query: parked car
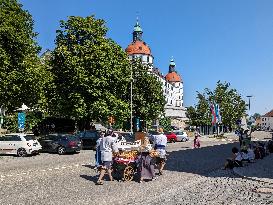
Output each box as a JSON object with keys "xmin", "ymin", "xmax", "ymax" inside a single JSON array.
[
  {"xmin": 173, "ymin": 130, "xmax": 189, "ymax": 142},
  {"xmin": 164, "ymin": 132, "xmax": 178, "ymax": 143},
  {"xmin": 77, "ymin": 130, "xmax": 99, "ymax": 150},
  {"xmin": 0, "ymin": 133, "xmax": 42, "ymax": 157},
  {"xmin": 38, "ymin": 134, "xmax": 81, "ymax": 154},
  {"xmin": 116, "ymin": 132, "xmax": 134, "ymax": 142}
]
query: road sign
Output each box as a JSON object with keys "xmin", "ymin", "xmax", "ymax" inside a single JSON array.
[{"xmin": 18, "ymin": 112, "xmax": 26, "ymax": 129}]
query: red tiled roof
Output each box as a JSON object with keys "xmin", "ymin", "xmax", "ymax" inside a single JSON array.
[
  {"xmin": 125, "ymin": 40, "xmax": 151, "ymax": 55},
  {"xmin": 263, "ymin": 109, "xmax": 273, "ymax": 117}
]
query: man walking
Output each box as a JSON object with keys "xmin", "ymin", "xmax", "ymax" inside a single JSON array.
[{"xmin": 96, "ymin": 129, "xmax": 117, "ymax": 185}]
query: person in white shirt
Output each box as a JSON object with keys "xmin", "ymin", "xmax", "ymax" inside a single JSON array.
[
  {"xmin": 224, "ymin": 147, "xmax": 243, "ymax": 169},
  {"xmin": 96, "ymin": 129, "xmax": 118, "ymax": 185},
  {"xmin": 153, "ymin": 129, "xmax": 167, "ymax": 175}
]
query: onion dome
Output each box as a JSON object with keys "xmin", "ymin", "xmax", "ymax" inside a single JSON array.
[
  {"xmin": 125, "ymin": 40, "xmax": 151, "ymax": 55},
  {"xmin": 165, "ymin": 58, "xmax": 182, "ymax": 82}
]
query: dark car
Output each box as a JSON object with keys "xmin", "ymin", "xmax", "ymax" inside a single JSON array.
[
  {"xmin": 77, "ymin": 130, "xmax": 99, "ymax": 150},
  {"xmin": 39, "ymin": 134, "xmax": 81, "ymax": 155}
]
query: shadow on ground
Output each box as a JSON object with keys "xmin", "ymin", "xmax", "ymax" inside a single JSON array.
[
  {"xmin": 165, "ymin": 141, "xmax": 273, "ymax": 180},
  {"xmin": 80, "ymin": 174, "xmax": 98, "ymax": 184}
]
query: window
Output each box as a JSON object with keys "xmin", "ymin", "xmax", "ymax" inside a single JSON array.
[
  {"xmin": 4, "ymin": 135, "xmax": 21, "ymax": 141},
  {"xmin": 171, "ymin": 100, "xmax": 172, "ymax": 104},
  {"xmin": 24, "ymin": 135, "xmax": 35, "ymax": 141}
]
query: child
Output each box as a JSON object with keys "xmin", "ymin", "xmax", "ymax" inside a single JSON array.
[{"xmin": 193, "ymin": 132, "xmax": 201, "ymax": 148}]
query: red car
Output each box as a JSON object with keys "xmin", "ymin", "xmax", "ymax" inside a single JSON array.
[{"xmin": 164, "ymin": 132, "xmax": 177, "ymax": 143}]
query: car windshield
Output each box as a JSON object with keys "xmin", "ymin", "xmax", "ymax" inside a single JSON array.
[
  {"xmin": 175, "ymin": 132, "xmax": 184, "ymax": 135},
  {"xmin": 60, "ymin": 135, "xmax": 78, "ymax": 141},
  {"xmin": 24, "ymin": 135, "xmax": 35, "ymax": 141},
  {"xmin": 83, "ymin": 131, "xmax": 98, "ymax": 138}
]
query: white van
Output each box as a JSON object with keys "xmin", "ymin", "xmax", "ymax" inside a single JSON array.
[{"xmin": 0, "ymin": 133, "xmax": 42, "ymax": 157}]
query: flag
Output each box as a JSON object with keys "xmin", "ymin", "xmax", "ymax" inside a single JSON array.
[
  {"xmin": 214, "ymin": 103, "xmax": 222, "ymax": 124},
  {"xmin": 210, "ymin": 103, "xmax": 216, "ymax": 125}
]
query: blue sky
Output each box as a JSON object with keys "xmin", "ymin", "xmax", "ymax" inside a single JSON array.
[{"xmin": 19, "ymin": 0, "xmax": 273, "ymax": 115}]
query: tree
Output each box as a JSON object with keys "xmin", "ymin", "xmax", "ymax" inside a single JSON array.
[
  {"xmin": 0, "ymin": 0, "xmax": 47, "ymax": 112},
  {"xmin": 206, "ymin": 81, "xmax": 247, "ymax": 128},
  {"xmin": 131, "ymin": 60, "xmax": 165, "ymax": 122},
  {"xmin": 159, "ymin": 117, "xmax": 172, "ymax": 132},
  {"xmin": 48, "ymin": 16, "xmax": 131, "ymax": 124},
  {"xmin": 187, "ymin": 81, "xmax": 247, "ymax": 130},
  {"xmin": 0, "ymin": 0, "xmax": 50, "ymax": 132},
  {"xmin": 252, "ymin": 113, "xmax": 261, "ymax": 120}
]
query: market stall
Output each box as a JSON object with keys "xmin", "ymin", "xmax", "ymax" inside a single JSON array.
[{"xmin": 112, "ymin": 133, "xmax": 158, "ymax": 182}]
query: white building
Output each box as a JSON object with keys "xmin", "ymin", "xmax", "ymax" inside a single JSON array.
[
  {"xmin": 125, "ymin": 20, "xmax": 187, "ymax": 126},
  {"xmin": 261, "ymin": 109, "xmax": 273, "ymax": 131}
]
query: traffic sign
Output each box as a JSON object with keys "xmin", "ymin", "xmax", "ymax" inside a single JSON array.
[{"xmin": 18, "ymin": 112, "xmax": 26, "ymax": 129}]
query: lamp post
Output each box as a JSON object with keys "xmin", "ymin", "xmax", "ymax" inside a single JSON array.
[
  {"xmin": 130, "ymin": 64, "xmax": 133, "ymax": 133},
  {"xmin": 246, "ymin": 95, "xmax": 253, "ymax": 113},
  {"xmin": 0, "ymin": 105, "xmax": 6, "ymax": 131},
  {"xmin": 246, "ymin": 95, "xmax": 253, "ymax": 129}
]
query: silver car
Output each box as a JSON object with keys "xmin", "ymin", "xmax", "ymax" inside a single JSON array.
[{"xmin": 173, "ymin": 130, "xmax": 189, "ymax": 142}]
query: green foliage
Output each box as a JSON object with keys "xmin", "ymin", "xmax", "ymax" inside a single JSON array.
[
  {"xmin": 159, "ymin": 117, "xmax": 172, "ymax": 132},
  {"xmin": 187, "ymin": 81, "xmax": 247, "ymax": 128},
  {"xmin": 252, "ymin": 113, "xmax": 261, "ymax": 120},
  {"xmin": 0, "ymin": 0, "xmax": 47, "ymax": 113},
  {"xmin": 48, "ymin": 15, "xmax": 131, "ymax": 123},
  {"xmin": 131, "ymin": 60, "xmax": 165, "ymax": 121},
  {"xmin": 3, "ymin": 114, "xmax": 17, "ymax": 132}
]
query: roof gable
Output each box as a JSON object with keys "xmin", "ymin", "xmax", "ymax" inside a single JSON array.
[{"xmin": 263, "ymin": 109, "xmax": 273, "ymax": 117}]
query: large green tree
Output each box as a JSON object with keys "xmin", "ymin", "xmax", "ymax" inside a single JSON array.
[
  {"xmin": 187, "ymin": 81, "xmax": 247, "ymax": 129},
  {"xmin": 131, "ymin": 60, "xmax": 165, "ymax": 121},
  {"xmin": 0, "ymin": 0, "xmax": 46, "ymax": 112},
  {"xmin": 48, "ymin": 16, "xmax": 131, "ymax": 123}
]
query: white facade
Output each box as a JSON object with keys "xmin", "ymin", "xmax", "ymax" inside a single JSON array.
[
  {"xmin": 126, "ymin": 21, "xmax": 187, "ymax": 121},
  {"xmin": 261, "ymin": 116, "xmax": 273, "ymax": 131}
]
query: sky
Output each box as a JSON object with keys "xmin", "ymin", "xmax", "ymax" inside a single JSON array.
[{"xmin": 19, "ymin": 0, "xmax": 273, "ymax": 115}]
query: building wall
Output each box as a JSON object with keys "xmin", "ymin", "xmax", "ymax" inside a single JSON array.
[
  {"xmin": 127, "ymin": 53, "xmax": 185, "ymax": 119},
  {"xmin": 261, "ymin": 117, "xmax": 273, "ymax": 131}
]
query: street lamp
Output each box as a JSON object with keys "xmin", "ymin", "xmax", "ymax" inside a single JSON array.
[
  {"xmin": 246, "ymin": 95, "xmax": 253, "ymax": 112},
  {"xmin": 130, "ymin": 64, "xmax": 133, "ymax": 133},
  {"xmin": 0, "ymin": 105, "xmax": 6, "ymax": 131}
]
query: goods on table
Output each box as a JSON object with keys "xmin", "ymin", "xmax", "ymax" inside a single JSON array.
[{"xmin": 149, "ymin": 150, "xmax": 159, "ymax": 158}]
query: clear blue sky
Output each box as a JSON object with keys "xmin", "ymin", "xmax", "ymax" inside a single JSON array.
[{"xmin": 19, "ymin": 0, "xmax": 273, "ymax": 115}]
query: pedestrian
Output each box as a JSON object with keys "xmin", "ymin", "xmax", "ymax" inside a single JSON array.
[
  {"xmin": 153, "ymin": 128, "xmax": 167, "ymax": 175},
  {"xmin": 223, "ymin": 147, "xmax": 243, "ymax": 169},
  {"xmin": 137, "ymin": 136, "xmax": 156, "ymax": 183},
  {"xmin": 94, "ymin": 131, "xmax": 104, "ymax": 170},
  {"xmin": 193, "ymin": 132, "xmax": 201, "ymax": 148},
  {"xmin": 96, "ymin": 129, "xmax": 118, "ymax": 185},
  {"xmin": 237, "ymin": 128, "xmax": 244, "ymax": 147}
]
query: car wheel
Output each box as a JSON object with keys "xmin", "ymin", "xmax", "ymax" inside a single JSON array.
[
  {"xmin": 57, "ymin": 146, "xmax": 66, "ymax": 155},
  {"xmin": 17, "ymin": 148, "xmax": 27, "ymax": 157},
  {"xmin": 171, "ymin": 139, "xmax": 176, "ymax": 143},
  {"xmin": 182, "ymin": 138, "xmax": 187, "ymax": 142}
]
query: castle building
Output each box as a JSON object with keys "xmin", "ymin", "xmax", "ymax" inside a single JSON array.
[{"xmin": 125, "ymin": 20, "xmax": 187, "ymax": 127}]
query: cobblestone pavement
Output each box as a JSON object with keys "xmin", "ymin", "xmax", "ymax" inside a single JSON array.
[{"xmin": 0, "ymin": 132, "xmax": 272, "ymax": 205}]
